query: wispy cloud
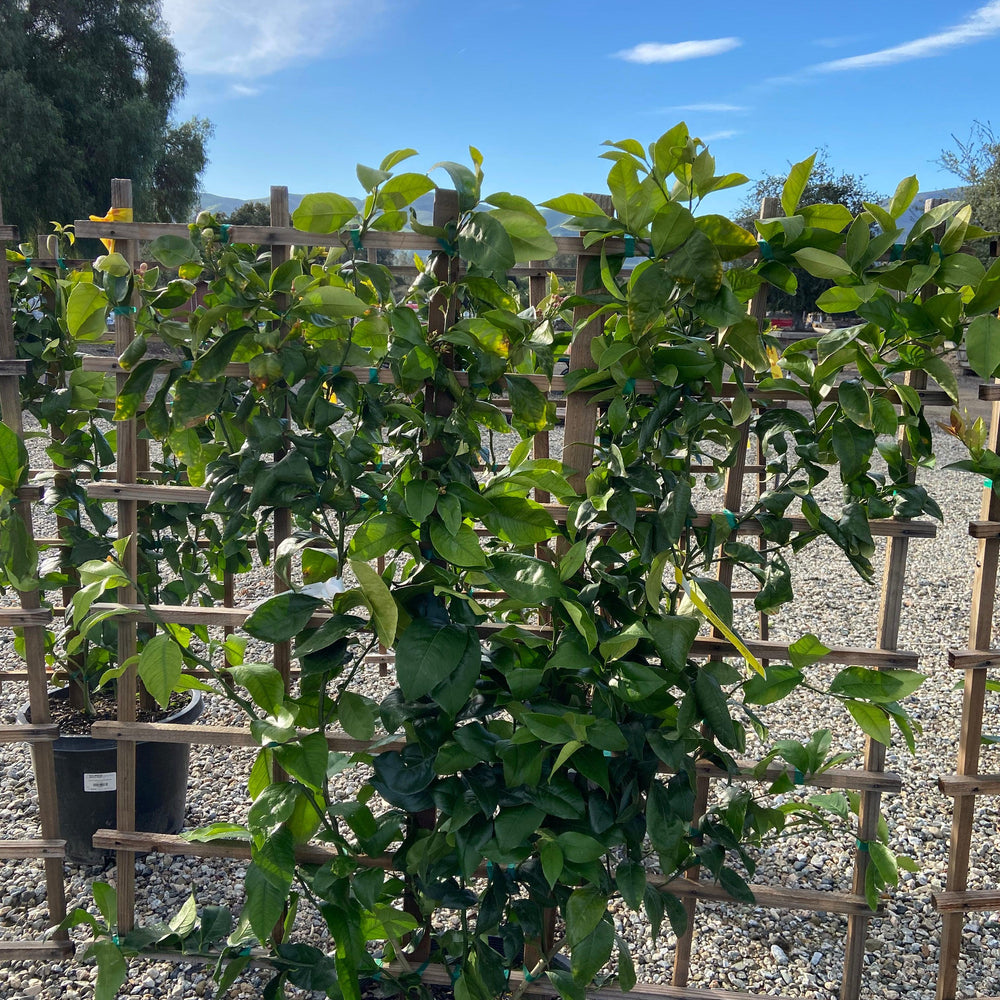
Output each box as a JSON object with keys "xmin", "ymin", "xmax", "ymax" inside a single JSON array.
[
  {"xmin": 666, "ymin": 103, "xmax": 748, "ymax": 113},
  {"xmin": 229, "ymin": 83, "xmax": 261, "ymax": 98},
  {"xmin": 161, "ymin": 0, "xmax": 385, "ymax": 77},
  {"xmin": 701, "ymin": 129, "xmax": 742, "ymax": 142},
  {"xmin": 615, "ymin": 38, "xmax": 741, "ymax": 64},
  {"xmin": 813, "ymin": 0, "xmax": 1000, "ymax": 71}
]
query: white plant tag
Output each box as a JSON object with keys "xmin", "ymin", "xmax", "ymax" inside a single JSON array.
[{"xmin": 83, "ymin": 772, "xmax": 116, "ymax": 792}]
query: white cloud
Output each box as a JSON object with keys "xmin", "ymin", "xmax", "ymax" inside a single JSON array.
[
  {"xmin": 615, "ymin": 38, "xmax": 741, "ymax": 64},
  {"xmin": 700, "ymin": 129, "xmax": 742, "ymax": 142},
  {"xmin": 229, "ymin": 83, "xmax": 261, "ymax": 98},
  {"xmin": 160, "ymin": 0, "xmax": 384, "ymax": 77},
  {"xmin": 667, "ymin": 103, "xmax": 748, "ymax": 112},
  {"xmin": 813, "ymin": 0, "xmax": 1000, "ymax": 71}
]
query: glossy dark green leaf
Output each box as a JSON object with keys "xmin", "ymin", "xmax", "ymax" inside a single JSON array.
[
  {"xmin": 484, "ymin": 552, "xmax": 564, "ymax": 604},
  {"xmin": 396, "ymin": 620, "xmax": 474, "ymax": 701},
  {"xmin": 564, "ymin": 886, "xmax": 608, "ymax": 947},
  {"xmin": 244, "ymin": 593, "xmax": 323, "ymax": 643}
]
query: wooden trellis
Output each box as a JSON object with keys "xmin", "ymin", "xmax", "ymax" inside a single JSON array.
[
  {"xmin": 934, "ymin": 372, "xmax": 1000, "ymax": 1000},
  {"xmin": 0, "ymin": 184, "xmax": 956, "ymax": 999}
]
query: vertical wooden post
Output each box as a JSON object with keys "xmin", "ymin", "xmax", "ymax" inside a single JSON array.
[
  {"xmin": 842, "ymin": 198, "xmax": 944, "ymax": 999},
  {"xmin": 111, "ymin": 178, "xmax": 139, "ymax": 934},
  {"xmin": 0, "ymin": 198, "xmax": 67, "ymax": 933}
]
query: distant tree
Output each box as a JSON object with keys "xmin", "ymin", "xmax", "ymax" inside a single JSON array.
[
  {"xmin": 938, "ymin": 120, "xmax": 1000, "ymax": 257},
  {"xmin": 0, "ymin": 1, "xmax": 212, "ymax": 239},
  {"xmin": 735, "ymin": 151, "xmax": 882, "ymax": 326},
  {"xmin": 220, "ymin": 201, "xmax": 272, "ymax": 226}
]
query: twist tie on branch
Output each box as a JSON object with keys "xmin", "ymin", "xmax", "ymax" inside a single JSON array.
[
  {"xmin": 890, "ymin": 243, "xmax": 904, "ymax": 261},
  {"xmin": 689, "ymin": 824, "xmax": 701, "ymax": 838},
  {"xmin": 623, "ymin": 377, "xmax": 636, "ymax": 395},
  {"xmin": 375, "ymin": 461, "xmax": 384, "ymax": 471},
  {"xmin": 351, "ymin": 230, "xmax": 363, "ymax": 251},
  {"xmin": 239, "ymin": 946, "xmax": 251, "ymax": 956},
  {"xmin": 23, "ymin": 257, "xmax": 31, "ymax": 267},
  {"xmin": 723, "ymin": 508, "xmax": 738, "ymax": 530},
  {"xmin": 372, "ymin": 957, "xmax": 384, "ymax": 983},
  {"xmin": 523, "ymin": 968, "xmax": 538, "ymax": 983},
  {"xmin": 112, "ymin": 935, "xmax": 120, "ymax": 946},
  {"xmin": 448, "ymin": 964, "xmax": 461, "ymax": 984},
  {"xmin": 985, "ymin": 479, "xmax": 993, "ymax": 489},
  {"xmin": 856, "ymin": 839, "xmax": 869, "ymax": 852},
  {"xmin": 932, "ymin": 243, "xmax": 941, "ymax": 255},
  {"xmin": 421, "ymin": 547, "xmax": 435, "ymax": 560},
  {"xmin": 180, "ymin": 359, "xmax": 193, "ymax": 372},
  {"xmin": 416, "ymin": 960, "xmax": 431, "ymax": 977},
  {"xmin": 319, "ymin": 365, "xmax": 342, "ymax": 376},
  {"xmin": 603, "ymin": 749, "xmax": 613, "ymax": 758},
  {"xmin": 793, "ymin": 769, "xmax": 805, "ymax": 785},
  {"xmin": 624, "ymin": 235, "xmax": 635, "ymax": 257},
  {"xmin": 219, "ymin": 224, "xmax": 232, "ymax": 244},
  {"xmin": 369, "ymin": 367, "xmax": 379, "ymax": 384},
  {"xmin": 113, "ymin": 305, "xmax": 137, "ymax": 315},
  {"xmin": 57, "ymin": 257, "xmax": 65, "ymax": 268},
  {"xmin": 757, "ymin": 240, "xmax": 774, "ymax": 261},
  {"xmin": 436, "ymin": 237, "xmax": 455, "ymax": 255}
]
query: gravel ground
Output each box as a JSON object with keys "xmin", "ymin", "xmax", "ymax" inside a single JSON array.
[{"xmin": 1, "ymin": 391, "xmax": 999, "ymax": 999}]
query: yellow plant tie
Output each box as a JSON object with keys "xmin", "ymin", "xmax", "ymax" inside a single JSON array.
[
  {"xmin": 673, "ymin": 565, "xmax": 764, "ymax": 675},
  {"xmin": 766, "ymin": 344, "xmax": 782, "ymax": 379},
  {"xmin": 88, "ymin": 206, "xmax": 133, "ymax": 252}
]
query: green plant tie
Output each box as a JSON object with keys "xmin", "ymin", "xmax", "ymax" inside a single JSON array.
[
  {"xmin": 421, "ymin": 547, "xmax": 435, "ymax": 560},
  {"xmin": 689, "ymin": 824, "xmax": 700, "ymax": 837},
  {"xmin": 239, "ymin": 946, "xmax": 251, "ymax": 956},
  {"xmin": 890, "ymin": 244, "xmax": 904, "ymax": 261},
  {"xmin": 416, "ymin": 960, "xmax": 430, "ymax": 977},
  {"xmin": 351, "ymin": 230, "xmax": 363, "ymax": 250},
  {"xmin": 723, "ymin": 509, "xmax": 738, "ymax": 529},
  {"xmin": 932, "ymin": 243, "xmax": 941, "ymax": 255},
  {"xmin": 449, "ymin": 964, "xmax": 461, "ymax": 983},
  {"xmin": 856, "ymin": 839, "xmax": 869, "ymax": 852},
  {"xmin": 369, "ymin": 367, "xmax": 379, "ymax": 384},
  {"xmin": 623, "ymin": 377, "xmax": 636, "ymax": 395},
  {"xmin": 436, "ymin": 237, "xmax": 455, "ymax": 255},
  {"xmin": 319, "ymin": 364, "xmax": 341, "ymax": 376},
  {"xmin": 23, "ymin": 257, "xmax": 31, "ymax": 267},
  {"xmin": 757, "ymin": 240, "xmax": 773, "ymax": 261},
  {"xmin": 180, "ymin": 359, "xmax": 193, "ymax": 371},
  {"xmin": 112, "ymin": 935, "xmax": 120, "ymax": 945},
  {"xmin": 624, "ymin": 235, "xmax": 635, "ymax": 257},
  {"xmin": 113, "ymin": 305, "xmax": 136, "ymax": 315},
  {"xmin": 523, "ymin": 968, "xmax": 538, "ymax": 983},
  {"xmin": 219, "ymin": 224, "xmax": 231, "ymax": 244},
  {"xmin": 794, "ymin": 769, "xmax": 805, "ymax": 785},
  {"xmin": 57, "ymin": 257, "xmax": 65, "ymax": 268},
  {"xmin": 986, "ymin": 479, "xmax": 993, "ymax": 489},
  {"xmin": 375, "ymin": 461, "xmax": 384, "ymax": 471}
]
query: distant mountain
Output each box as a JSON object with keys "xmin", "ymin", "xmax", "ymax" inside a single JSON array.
[
  {"xmin": 893, "ymin": 187, "xmax": 963, "ymax": 239},
  {"xmin": 198, "ymin": 190, "xmax": 578, "ymax": 237}
]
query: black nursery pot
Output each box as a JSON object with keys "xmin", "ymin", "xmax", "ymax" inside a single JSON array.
[{"xmin": 18, "ymin": 689, "xmax": 203, "ymax": 865}]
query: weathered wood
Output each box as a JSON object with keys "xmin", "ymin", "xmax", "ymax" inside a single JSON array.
[
  {"xmin": 938, "ymin": 773, "xmax": 1000, "ymax": 796},
  {"xmin": 0, "ymin": 360, "xmax": 30, "ymax": 374},
  {"xmin": 938, "ymin": 373, "xmax": 1000, "ymax": 1000},
  {"xmin": 655, "ymin": 876, "xmax": 881, "ymax": 916},
  {"xmin": 935, "ymin": 889, "xmax": 1000, "ymax": 913},
  {"xmin": 979, "ymin": 384, "xmax": 1000, "ymax": 401},
  {"xmin": 0, "ymin": 226, "xmax": 17, "ymax": 242},
  {"xmin": 948, "ymin": 649, "xmax": 1000, "ymax": 669},
  {"xmin": 0, "ymin": 942, "xmax": 75, "ymax": 960},
  {"xmin": 0, "ymin": 839, "xmax": 65, "ymax": 859},
  {"xmin": 0, "ymin": 607, "xmax": 53, "ymax": 626},
  {"xmin": 0, "ymin": 724, "xmax": 59, "ymax": 744},
  {"xmin": 968, "ymin": 520, "xmax": 1000, "ymax": 539},
  {"xmin": 86, "ymin": 482, "xmax": 210, "ymax": 504}
]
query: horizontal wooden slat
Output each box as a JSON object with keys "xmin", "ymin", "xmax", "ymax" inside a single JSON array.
[
  {"xmin": 980, "ymin": 384, "xmax": 1000, "ymax": 401},
  {"xmin": 691, "ymin": 636, "xmax": 919, "ymax": 669},
  {"xmin": 86, "ymin": 482, "xmax": 211, "ymax": 504},
  {"xmin": 970, "ymin": 520, "xmax": 1000, "ymax": 539},
  {"xmin": 938, "ymin": 774, "xmax": 1000, "ymax": 796},
  {"xmin": 0, "ymin": 839, "xmax": 65, "ymax": 859},
  {"xmin": 949, "ymin": 649, "xmax": 1000, "ymax": 670},
  {"xmin": 654, "ymin": 875, "xmax": 881, "ymax": 916},
  {"xmin": 0, "ymin": 361, "xmax": 30, "ymax": 374},
  {"xmin": 0, "ymin": 226, "xmax": 17, "ymax": 242},
  {"xmin": 13, "ymin": 486, "xmax": 43, "ymax": 501},
  {"xmin": 0, "ymin": 724, "xmax": 59, "ymax": 744},
  {"xmin": 700, "ymin": 760, "xmax": 901, "ymax": 794},
  {"xmin": 0, "ymin": 607, "xmax": 53, "ymax": 627},
  {"xmin": 0, "ymin": 941, "xmax": 75, "ymax": 960},
  {"xmin": 934, "ymin": 889, "xmax": 1000, "ymax": 913},
  {"xmin": 89, "ymin": 720, "xmax": 405, "ymax": 754}
]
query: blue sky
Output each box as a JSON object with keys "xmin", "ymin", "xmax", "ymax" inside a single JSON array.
[{"xmin": 161, "ymin": 0, "xmax": 1000, "ymax": 217}]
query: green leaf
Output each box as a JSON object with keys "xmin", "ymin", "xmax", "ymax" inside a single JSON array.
[
  {"xmin": 298, "ymin": 285, "xmax": 368, "ymax": 318},
  {"xmin": 482, "ymin": 496, "xmax": 557, "ymax": 546},
  {"xmin": 136, "ymin": 633, "xmax": 183, "ymax": 709},
  {"xmin": 66, "ymin": 282, "xmax": 109, "ymax": 340},
  {"xmin": 292, "ymin": 193, "xmax": 359, "ymax": 233},
  {"xmin": 350, "ymin": 559, "xmax": 398, "ymax": 646},
  {"xmin": 616, "ymin": 861, "xmax": 646, "ymax": 910},
  {"xmin": 484, "ymin": 552, "xmax": 564, "ymax": 604},
  {"xmin": 349, "ymin": 514, "xmax": 416, "ymax": 560},
  {"xmin": 695, "ymin": 669, "xmax": 738, "ymax": 748},
  {"xmin": 647, "ymin": 615, "xmax": 699, "ymax": 672},
  {"xmin": 459, "ymin": 212, "xmax": 515, "ymax": 272},
  {"xmin": 429, "ymin": 520, "xmax": 487, "ymax": 567},
  {"xmin": 148, "ymin": 235, "xmax": 202, "ymax": 267},
  {"xmin": 571, "ymin": 920, "xmax": 614, "ymax": 984},
  {"xmin": 781, "ymin": 154, "xmax": 816, "ymax": 217},
  {"xmin": 244, "ymin": 593, "xmax": 323, "ymax": 643},
  {"xmin": 829, "ymin": 667, "xmax": 924, "ymax": 703},
  {"xmin": 869, "ymin": 841, "xmax": 899, "ymax": 888},
  {"xmin": 788, "ymin": 633, "xmax": 830, "ymax": 669},
  {"xmin": 965, "ymin": 315, "xmax": 1000, "ymax": 379},
  {"xmin": 91, "ymin": 938, "xmax": 129, "ymax": 1000},
  {"xmin": 888, "ymin": 176, "xmax": 919, "ymax": 220},
  {"xmin": 845, "ymin": 700, "xmax": 892, "ymax": 746},
  {"xmin": 743, "ymin": 665, "xmax": 804, "ymax": 706},
  {"xmin": 564, "ymin": 886, "xmax": 608, "ymax": 947},
  {"xmin": 792, "ymin": 247, "xmax": 855, "ymax": 280},
  {"xmin": 693, "ymin": 214, "xmax": 758, "ymax": 261},
  {"xmin": 541, "ymin": 841, "xmax": 564, "ymax": 887},
  {"xmin": 559, "ymin": 599, "xmax": 598, "ymax": 652},
  {"xmin": 404, "ymin": 479, "xmax": 438, "ymax": 522},
  {"xmin": 815, "ymin": 285, "xmax": 863, "ymax": 313},
  {"xmin": 504, "ymin": 374, "xmax": 554, "ymax": 433},
  {"xmin": 337, "ymin": 691, "xmax": 375, "ymax": 741},
  {"xmin": 229, "ymin": 663, "xmax": 285, "ymax": 714},
  {"xmin": 0, "ymin": 421, "xmax": 29, "ymax": 492},
  {"xmin": 540, "ymin": 193, "xmax": 609, "ymax": 217},
  {"xmin": 650, "ymin": 202, "xmax": 695, "ymax": 256},
  {"xmin": 396, "ymin": 620, "xmax": 474, "ymax": 701},
  {"xmin": 799, "ymin": 203, "xmax": 853, "ymax": 233},
  {"xmin": 244, "ymin": 859, "xmax": 291, "ymax": 942}
]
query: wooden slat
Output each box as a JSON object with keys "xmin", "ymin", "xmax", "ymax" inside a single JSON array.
[
  {"xmin": 0, "ymin": 839, "xmax": 65, "ymax": 859},
  {"xmin": 935, "ymin": 889, "xmax": 1000, "ymax": 913},
  {"xmin": 979, "ymin": 384, "xmax": 1000, "ymax": 401},
  {"xmin": 698, "ymin": 760, "xmax": 901, "ymax": 793},
  {"xmin": 86, "ymin": 482, "xmax": 210, "ymax": 504},
  {"xmin": 938, "ymin": 774, "xmax": 1000, "ymax": 796},
  {"xmin": 949, "ymin": 649, "xmax": 1000, "ymax": 669},
  {"xmin": 0, "ymin": 941, "xmax": 75, "ymax": 960},
  {"xmin": 0, "ymin": 607, "xmax": 53, "ymax": 626},
  {"xmin": 0, "ymin": 360, "xmax": 29, "ymax": 374},
  {"xmin": 0, "ymin": 226, "xmax": 16, "ymax": 242},
  {"xmin": 969, "ymin": 520, "xmax": 1000, "ymax": 539},
  {"xmin": 0, "ymin": 724, "xmax": 59, "ymax": 744},
  {"xmin": 655, "ymin": 876, "xmax": 881, "ymax": 916}
]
